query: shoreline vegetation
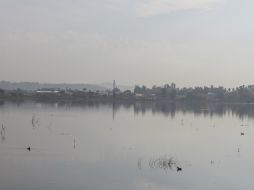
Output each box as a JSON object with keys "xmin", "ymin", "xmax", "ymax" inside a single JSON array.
[{"xmin": 1, "ymin": 83, "xmax": 254, "ymax": 104}]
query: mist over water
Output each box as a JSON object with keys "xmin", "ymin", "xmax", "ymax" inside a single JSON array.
[{"xmin": 0, "ymin": 101, "xmax": 254, "ymax": 190}]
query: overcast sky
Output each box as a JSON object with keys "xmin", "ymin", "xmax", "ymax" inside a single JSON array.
[{"xmin": 0, "ymin": 0, "xmax": 254, "ymax": 87}]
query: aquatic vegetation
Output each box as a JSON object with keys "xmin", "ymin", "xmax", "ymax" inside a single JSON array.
[
  {"xmin": 32, "ymin": 114, "xmax": 40, "ymax": 128},
  {"xmin": 148, "ymin": 156, "xmax": 180, "ymax": 172},
  {"xmin": 1, "ymin": 124, "xmax": 6, "ymax": 143}
]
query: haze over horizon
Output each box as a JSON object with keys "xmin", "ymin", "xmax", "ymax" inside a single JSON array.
[{"xmin": 1, "ymin": 0, "xmax": 254, "ymax": 88}]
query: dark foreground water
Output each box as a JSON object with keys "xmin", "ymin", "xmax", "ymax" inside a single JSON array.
[{"xmin": 1, "ymin": 101, "xmax": 254, "ymax": 190}]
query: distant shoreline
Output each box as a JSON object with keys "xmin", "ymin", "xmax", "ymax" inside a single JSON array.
[{"xmin": 1, "ymin": 82, "xmax": 254, "ymax": 104}]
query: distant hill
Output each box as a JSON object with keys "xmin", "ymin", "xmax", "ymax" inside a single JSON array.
[{"xmin": 0, "ymin": 81, "xmax": 108, "ymax": 91}]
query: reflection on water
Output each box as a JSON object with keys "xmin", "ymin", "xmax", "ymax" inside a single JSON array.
[
  {"xmin": 132, "ymin": 101, "xmax": 254, "ymax": 119},
  {"xmin": 1, "ymin": 101, "xmax": 254, "ymax": 190},
  {"xmin": 1, "ymin": 100, "xmax": 254, "ymax": 119}
]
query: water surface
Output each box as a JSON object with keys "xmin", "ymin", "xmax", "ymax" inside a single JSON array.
[{"xmin": 0, "ymin": 101, "xmax": 254, "ymax": 190}]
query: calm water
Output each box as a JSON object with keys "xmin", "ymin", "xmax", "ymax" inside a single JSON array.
[{"xmin": 1, "ymin": 101, "xmax": 254, "ymax": 190}]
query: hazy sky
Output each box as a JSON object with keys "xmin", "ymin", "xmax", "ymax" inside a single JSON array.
[{"xmin": 0, "ymin": 0, "xmax": 254, "ymax": 87}]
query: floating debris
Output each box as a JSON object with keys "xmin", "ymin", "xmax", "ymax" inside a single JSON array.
[
  {"xmin": 241, "ymin": 132, "xmax": 244, "ymax": 136},
  {"xmin": 26, "ymin": 146, "xmax": 31, "ymax": 151}
]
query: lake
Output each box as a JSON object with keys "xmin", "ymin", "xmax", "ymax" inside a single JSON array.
[{"xmin": 0, "ymin": 101, "xmax": 254, "ymax": 190}]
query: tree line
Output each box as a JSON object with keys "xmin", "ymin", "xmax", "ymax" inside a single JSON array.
[{"xmin": 134, "ymin": 83, "xmax": 254, "ymax": 103}]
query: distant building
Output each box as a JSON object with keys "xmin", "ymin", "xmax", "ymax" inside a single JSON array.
[
  {"xmin": 36, "ymin": 90, "xmax": 60, "ymax": 94},
  {"xmin": 35, "ymin": 89, "xmax": 61, "ymax": 98}
]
